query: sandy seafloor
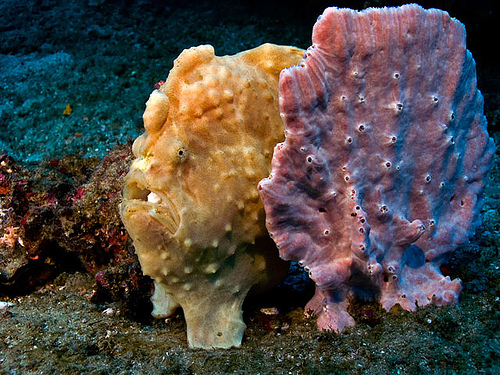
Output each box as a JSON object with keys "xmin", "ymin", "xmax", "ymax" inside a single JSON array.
[{"xmin": 0, "ymin": 0, "xmax": 499, "ymax": 374}]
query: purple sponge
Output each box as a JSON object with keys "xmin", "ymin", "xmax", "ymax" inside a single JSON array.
[{"xmin": 259, "ymin": 4, "xmax": 495, "ymax": 332}]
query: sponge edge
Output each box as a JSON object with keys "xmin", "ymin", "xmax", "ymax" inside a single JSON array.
[{"xmin": 120, "ymin": 43, "xmax": 304, "ymax": 349}]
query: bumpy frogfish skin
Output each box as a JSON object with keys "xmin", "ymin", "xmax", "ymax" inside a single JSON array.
[{"xmin": 120, "ymin": 43, "xmax": 304, "ymax": 349}]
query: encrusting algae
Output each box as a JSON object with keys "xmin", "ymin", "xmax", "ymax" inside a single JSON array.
[{"xmin": 119, "ymin": 43, "xmax": 304, "ymax": 349}]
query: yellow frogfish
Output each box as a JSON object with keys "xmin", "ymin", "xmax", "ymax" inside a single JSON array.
[{"xmin": 119, "ymin": 43, "xmax": 303, "ymax": 349}]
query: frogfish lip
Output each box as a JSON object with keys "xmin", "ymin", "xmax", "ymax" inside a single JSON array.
[{"xmin": 121, "ymin": 178, "xmax": 180, "ymax": 235}]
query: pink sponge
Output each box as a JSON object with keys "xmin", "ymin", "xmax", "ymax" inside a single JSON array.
[{"xmin": 259, "ymin": 4, "xmax": 495, "ymax": 332}]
